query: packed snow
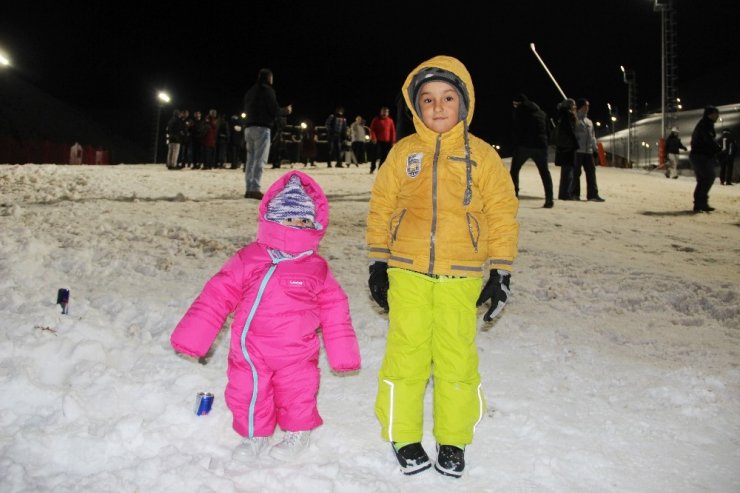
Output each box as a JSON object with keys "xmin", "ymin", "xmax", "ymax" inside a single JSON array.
[{"xmin": 0, "ymin": 162, "xmax": 738, "ymax": 493}]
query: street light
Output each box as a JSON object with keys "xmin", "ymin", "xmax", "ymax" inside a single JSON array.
[
  {"xmin": 153, "ymin": 91, "xmax": 171, "ymax": 164},
  {"xmin": 645, "ymin": 142, "xmax": 651, "ymax": 168},
  {"xmin": 607, "ymin": 103, "xmax": 617, "ymax": 163},
  {"xmin": 0, "ymin": 51, "xmax": 10, "ymax": 67}
]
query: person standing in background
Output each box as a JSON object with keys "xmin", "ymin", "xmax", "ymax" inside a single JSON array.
[
  {"xmin": 369, "ymin": 106, "xmax": 396, "ymax": 174},
  {"xmin": 301, "ymin": 119, "xmax": 318, "ymax": 167},
  {"xmin": 177, "ymin": 109, "xmax": 192, "ymax": 168},
  {"xmin": 552, "ymin": 98, "xmax": 579, "ymax": 200},
  {"xmin": 718, "ymin": 128, "xmax": 736, "ymax": 185},
  {"xmin": 572, "ymin": 99, "xmax": 605, "ymax": 202},
  {"xmin": 216, "ymin": 113, "xmax": 230, "ymax": 169},
  {"xmin": 243, "ymin": 68, "xmax": 292, "ymax": 199},
  {"xmin": 350, "ymin": 116, "xmax": 368, "ymax": 165},
  {"xmin": 689, "ymin": 105, "xmax": 721, "ymax": 212},
  {"xmin": 191, "ymin": 111, "xmax": 207, "ymax": 170},
  {"xmin": 202, "ymin": 109, "xmax": 219, "ymax": 170},
  {"xmin": 509, "ymin": 93, "xmax": 554, "ymax": 208},
  {"xmin": 69, "ymin": 141, "xmax": 84, "ymax": 165},
  {"xmin": 325, "ymin": 106, "xmax": 347, "ymax": 168},
  {"xmin": 228, "ymin": 115, "xmax": 245, "ymax": 170},
  {"xmin": 165, "ymin": 109, "xmax": 187, "ymax": 170},
  {"xmin": 665, "ymin": 126, "xmax": 687, "ymax": 179}
]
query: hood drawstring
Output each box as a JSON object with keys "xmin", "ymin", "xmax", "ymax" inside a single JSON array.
[{"xmin": 463, "ymin": 120, "xmax": 473, "ymax": 206}]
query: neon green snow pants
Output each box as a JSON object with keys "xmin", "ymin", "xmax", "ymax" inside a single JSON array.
[{"xmin": 375, "ymin": 268, "xmax": 486, "ymax": 445}]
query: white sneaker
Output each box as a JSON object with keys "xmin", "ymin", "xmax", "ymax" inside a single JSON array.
[
  {"xmin": 233, "ymin": 436, "xmax": 271, "ymax": 459},
  {"xmin": 269, "ymin": 431, "xmax": 311, "ymax": 461}
]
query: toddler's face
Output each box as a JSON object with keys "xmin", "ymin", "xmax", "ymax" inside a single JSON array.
[
  {"xmin": 280, "ymin": 217, "xmax": 315, "ymax": 229},
  {"xmin": 417, "ymin": 80, "xmax": 461, "ymax": 134}
]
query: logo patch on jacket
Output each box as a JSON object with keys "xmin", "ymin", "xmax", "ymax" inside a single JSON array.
[{"xmin": 406, "ymin": 153, "xmax": 423, "ymax": 178}]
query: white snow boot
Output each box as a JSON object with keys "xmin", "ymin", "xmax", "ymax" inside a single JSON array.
[
  {"xmin": 233, "ymin": 436, "xmax": 271, "ymax": 459},
  {"xmin": 269, "ymin": 431, "xmax": 311, "ymax": 461}
]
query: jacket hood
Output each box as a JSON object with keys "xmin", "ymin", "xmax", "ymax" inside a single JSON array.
[
  {"xmin": 403, "ymin": 55, "xmax": 475, "ymax": 139},
  {"xmin": 257, "ymin": 171, "xmax": 328, "ymax": 253},
  {"xmin": 520, "ymin": 99, "xmax": 541, "ymax": 113}
]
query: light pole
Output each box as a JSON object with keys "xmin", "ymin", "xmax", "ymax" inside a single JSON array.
[
  {"xmin": 620, "ymin": 65, "xmax": 635, "ymax": 166},
  {"xmin": 153, "ymin": 91, "xmax": 171, "ymax": 164},
  {"xmin": 607, "ymin": 103, "xmax": 616, "ymax": 164}
]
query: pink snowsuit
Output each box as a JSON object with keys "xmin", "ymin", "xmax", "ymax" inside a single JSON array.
[{"xmin": 171, "ymin": 171, "xmax": 361, "ymax": 438}]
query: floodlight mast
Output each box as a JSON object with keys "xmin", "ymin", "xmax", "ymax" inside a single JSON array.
[{"xmin": 530, "ymin": 43, "xmax": 567, "ymax": 100}]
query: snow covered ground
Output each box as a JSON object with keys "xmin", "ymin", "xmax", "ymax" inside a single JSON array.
[{"xmin": 0, "ymin": 162, "xmax": 738, "ymax": 493}]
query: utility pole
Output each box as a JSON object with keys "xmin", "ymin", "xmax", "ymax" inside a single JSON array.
[
  {"xmin": 654, "ymin": 0, "xmax": 679, "ymax": 137},
  {"xmin": 620, "ymin": 66, "xmax": 636, "ymax": 166}
]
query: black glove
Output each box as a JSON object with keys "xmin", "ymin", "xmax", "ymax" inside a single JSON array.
[
  {"xmin": 368, "ymin": 262, "xmax": 389, "ymax": 310},
  {"xmin": 476, "ymin": 269, "xmax": 511, "ymax": 321}
]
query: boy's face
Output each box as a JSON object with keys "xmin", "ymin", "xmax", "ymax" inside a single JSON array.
[
  {"xmin": 280, "ymin": 217, "xmax": 315, "ymax": 229},
  {"xmin": 417, "ymin": 81, "xmax": 461, "ymax": 134}
]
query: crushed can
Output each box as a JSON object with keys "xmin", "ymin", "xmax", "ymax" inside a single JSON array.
[{"xmin": 194, "ymin": 391, "xmax": 214, "ymax": 416}]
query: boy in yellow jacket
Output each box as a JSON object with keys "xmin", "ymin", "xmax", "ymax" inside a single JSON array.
[{"xmin": 366, "ymin": 55, "xmax": 519, "ymax": 477}]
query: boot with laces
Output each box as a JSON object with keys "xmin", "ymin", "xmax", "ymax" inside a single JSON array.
[
  {"xmin": 233, "ymin": 436, "xmax": 271, "ymax": 459},
  {"xmin": 269, "ymin": 430, "xmax": 311, "ymax": 461}
]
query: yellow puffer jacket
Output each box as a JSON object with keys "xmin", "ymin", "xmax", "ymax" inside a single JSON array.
[{"xmin": 366, "ymin": 55, "xmax": 519, "ymax": 277}]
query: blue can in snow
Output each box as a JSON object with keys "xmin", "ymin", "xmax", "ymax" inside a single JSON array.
[{"xmin": 194, "ymin": 392, "xmax": 214, "ymax": 416}]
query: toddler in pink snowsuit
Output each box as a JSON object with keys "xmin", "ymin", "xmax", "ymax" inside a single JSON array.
[{"xmin": 171, "ymin": 171, "xmax": 361, "ymax": 461}]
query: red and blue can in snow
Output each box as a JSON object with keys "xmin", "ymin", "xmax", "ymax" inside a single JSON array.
[{"xmin": 194, "ymin": 391, "xmax": 214, "ymax": 416}]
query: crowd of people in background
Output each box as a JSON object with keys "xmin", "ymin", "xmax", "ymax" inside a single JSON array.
[
  {"xmin": 165, "ymin": 108, "xmax": 242, "ymax": 171},
  {"xmin": 162, "ymin": 103, "xmax": 395, "ymax": 175},
  {"xmin": 161, "ymin": 66, "xmax": 734, "ymax": 213}
]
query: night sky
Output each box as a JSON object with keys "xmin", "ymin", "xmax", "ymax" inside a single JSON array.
[{"xmin": 1, "ymin": 1, "xmax": 738, "ymax": 150}]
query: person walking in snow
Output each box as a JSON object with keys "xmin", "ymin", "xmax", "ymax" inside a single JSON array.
[
  {"xmin": 366, "ymin": 55, "xmax": 519, "ymax": 478},
  {"xmin": 171, "ymin": 171, "xmax": 361, "ymax": 462},
  {"xmin": 509, "ymin": 93, "xmax": 554, "ymax": 208},
  {"xmin": 689, "ymin": 105, "xmax": 722, "ymax": 212},
  {"xmin": 665, "ymin": 126, "xmax": 687, "ymax": 179}
]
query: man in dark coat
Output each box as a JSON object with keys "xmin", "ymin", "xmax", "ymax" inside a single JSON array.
[
  {"xmin": 325, "ymin": 106, "xmax": 347, "ymax": 168},
  {"xmin": 165, "ymin": 109, "xmax": 187, "ymax": 170},
  {"xmin": 509, "ymin": 94, "xmax": 554, "ymax": 208},
  {"xmin": 718, "ymin": 129, "xmax": 736, "ymax": 185},
  {"xmin": 243, "ymin": 68, "xmax": 292, "ymax": 199},
  {"xmin": 689, "ymin": 106, "xmax": 721, "ymax": 212}
]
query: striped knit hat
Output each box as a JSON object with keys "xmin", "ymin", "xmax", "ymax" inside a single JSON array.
[{"xmin": 265, "ymin": 175, "xmax": 319, "ymax": 228}]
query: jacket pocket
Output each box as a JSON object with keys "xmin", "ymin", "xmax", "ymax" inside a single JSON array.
[
  {"xmin": 465, "ymin": 212, "xmax": 480, "ymax": 253},
  {"xmin": 388, "ymin": 209, "xmax": 407, "ymax": 244}
]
